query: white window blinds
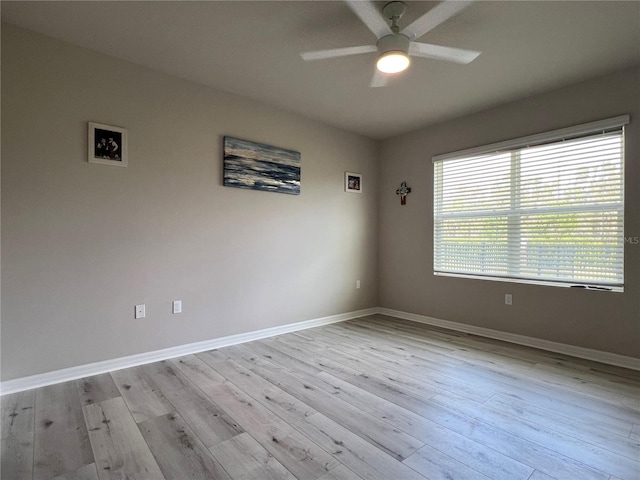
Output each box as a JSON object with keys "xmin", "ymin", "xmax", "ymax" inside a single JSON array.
[{"xmin": 433, "ymin": 116, "xmax": 628, "ymax": 289}]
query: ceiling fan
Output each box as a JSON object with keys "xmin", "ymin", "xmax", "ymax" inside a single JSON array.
[{"xmin": 300, "ymin": 0, "xmax": 481, "ymax": 87}]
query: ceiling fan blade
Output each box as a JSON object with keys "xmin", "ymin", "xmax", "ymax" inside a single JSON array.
[
  {"xmin": 345, "ymin": 0, "xmax": 392, "ymax": 39},
  {"xmin": 401, "ymin": 0, "xmax": 474, "ymax": 40},
  {"xmin": 370, "ymin": 70, "xmax": 389, "ymax": 88},
  {"xmin": 301, "ymin": 45, "xmax": 377, "ymax": 61},
  {"xmin": 409, "ymin": 42, "xmax": 480, "ymax": 64}
]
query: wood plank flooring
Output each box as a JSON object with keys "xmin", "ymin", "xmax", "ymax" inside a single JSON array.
[{"xmin": 2, "ymin": 314, "xmax": 639, "ymax": 480}]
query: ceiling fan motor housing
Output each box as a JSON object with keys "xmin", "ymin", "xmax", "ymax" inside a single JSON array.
[{"xmin": 377, "ymin": 33, "xmax": 410, "ymax": 57}]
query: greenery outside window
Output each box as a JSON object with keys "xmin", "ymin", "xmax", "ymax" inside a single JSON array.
[{"xmin": 433, "ymin": 116, "xmax": 628, "ymax": 291}]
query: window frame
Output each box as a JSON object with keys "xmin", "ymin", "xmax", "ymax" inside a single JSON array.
[{"xmin": 432, "ymin": 115, "xmax": 629, "ymax": 292}]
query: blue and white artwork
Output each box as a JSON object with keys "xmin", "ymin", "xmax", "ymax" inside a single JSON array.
[{"xmin": 223, "ymin": 136, "xmax": 301, "ymax": 195}]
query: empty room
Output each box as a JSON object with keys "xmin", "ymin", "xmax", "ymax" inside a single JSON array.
[{"xmin": 1, "ymin": 1, "xmax": 639, "ymax": 479}]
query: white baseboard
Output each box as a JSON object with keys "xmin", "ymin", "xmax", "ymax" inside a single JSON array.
[
  {"xmin": 3, "ymin": 305, "xmax": 637, "ymax": 395},
  {"xmin": 378, "ymin": 307, "xmax": 640, "ymax": 371},
  {"xmin": 0, "ymin": 308, "xmax": 378, "ymax": 395}
]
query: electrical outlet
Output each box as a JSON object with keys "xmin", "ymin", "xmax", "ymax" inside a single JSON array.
[
  {"xmin": 505, "ymin": 294, "xmax": 512, "ymax": 305},
  {"xmin": 172, "ymin": 300, "xmax": 182, "ymax": 314},
  {"xmin": 135, "ymin": 304, "xmax": 146, "ymax": 319},
  {"xmin": 356, "ymin": 280, "xmax": 361, "ymax": 289}
]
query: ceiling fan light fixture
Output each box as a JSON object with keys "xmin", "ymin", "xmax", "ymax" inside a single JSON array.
[
  {"xmin": 377, "ymin": 51, "xmax": 410, "ymax": 74},
  {"xmin": 376, "ymin": 32, "xmax": 411, "ymax": 74},
  {"xmin": 299, "ymin": 1, "xmax": 480, "ymax": 87}
]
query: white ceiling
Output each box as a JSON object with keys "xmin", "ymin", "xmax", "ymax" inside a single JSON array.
[{"xmin": 3, "ymin": 1, "xmax": 639, "ymax": 139}]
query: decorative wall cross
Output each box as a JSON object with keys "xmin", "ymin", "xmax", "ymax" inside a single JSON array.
[{"xmin": 396, "ymin": 181, "xmax": 412, "ymax": 205}]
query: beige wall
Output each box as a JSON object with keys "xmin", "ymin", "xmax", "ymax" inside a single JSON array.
[
  {"xmin": 379, "ymin": 66, "xmax": 640, "ymax": 358},
  {"xmin": 3, "ymin": 24, "xmax": 638, "ymax": 383},
  {"xmin": 1, "ymin": 24, "xmax": 379, "ymax": 381}
]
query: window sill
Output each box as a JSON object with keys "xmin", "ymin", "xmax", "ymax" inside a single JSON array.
[{"xmin": 434, "ymin": 271, "xmax": 624, "ymax": 293}]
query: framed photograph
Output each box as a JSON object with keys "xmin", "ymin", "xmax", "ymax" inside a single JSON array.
[
  {"xmin": 224, "ymin": 136, "xmax": 301, "ymax": 195},
  {"xmin": 88, "ymin": 122, "xmax": 127, "ymax": 167},
  {"xmin": 345, "ymin": 172, "xmax": 362, "ymax": 193}
]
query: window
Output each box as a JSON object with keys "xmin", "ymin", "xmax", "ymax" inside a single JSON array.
[{"xmin": 433, "ymin": 116, "xmax": 628, "ymax": 290}]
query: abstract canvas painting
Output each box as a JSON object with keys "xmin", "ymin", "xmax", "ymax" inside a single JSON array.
[{"xmin": 223, "ymin": 136, "xmax": 301, "ymax": 195}]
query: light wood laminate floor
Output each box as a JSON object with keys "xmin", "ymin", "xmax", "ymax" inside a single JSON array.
[{"xmin": 2, "ymin": 315, "xmax": 639, "ymax": 480}]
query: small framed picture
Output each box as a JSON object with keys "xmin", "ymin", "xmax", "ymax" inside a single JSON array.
[
  {"xmin": 345, "ymin": 172, "xmax": 362, "ymax": 193},
  {"xmin": 88, "ymin": 122, "xmax": 127, "ymax": 167}
]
